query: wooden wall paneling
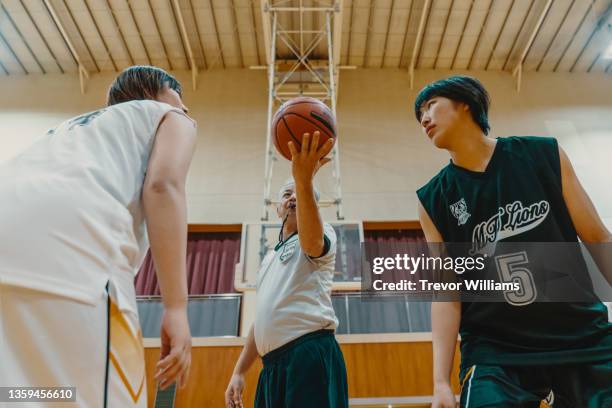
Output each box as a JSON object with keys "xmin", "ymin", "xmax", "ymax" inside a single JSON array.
[{"xmin": 144, "ymin": 341, "xmax": 460, "ymax": 407}]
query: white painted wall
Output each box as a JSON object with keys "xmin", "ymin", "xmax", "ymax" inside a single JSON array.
[{"xmin": 1, "ymin": 69, "xmax": 611, "ymax": 227}]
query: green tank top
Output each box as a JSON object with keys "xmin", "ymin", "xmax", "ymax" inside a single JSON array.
[{"xmin": 417, "ymin": 136, "xmax": 612, "ymax": 367}]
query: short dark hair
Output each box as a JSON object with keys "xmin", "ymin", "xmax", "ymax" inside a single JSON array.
[
  {"xmin": 107, "ymin": 65, "xmax": 182, "ymax": 106},
  {"xmin": 414, "ymin": 75, "xmax": 491, "ymax": 135}
]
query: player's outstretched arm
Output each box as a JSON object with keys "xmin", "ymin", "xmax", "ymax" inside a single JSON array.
[
  {"xmin": 288, "ymin": 131, "xmax": 335, "ymax": 257},
  {"xmin": 419, "ymin": 202, "xmax": 459, "ymax": 408},
  {"xmin": 225, "ymin": 325, "xmax": 259, "ymax": 408},
  {"xmin": 143, "ymin": 111, "xmax": 197, "ymax": 389}
]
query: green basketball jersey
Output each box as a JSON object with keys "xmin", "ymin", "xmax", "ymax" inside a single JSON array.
[{"xmin": 417, "ymin": 136, "xmax": 612, "ymax": 368}]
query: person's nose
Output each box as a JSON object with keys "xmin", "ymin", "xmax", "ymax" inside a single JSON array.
[{"xmin": 420, "ymin": 112, "xmax": 431, "ymax": 128}]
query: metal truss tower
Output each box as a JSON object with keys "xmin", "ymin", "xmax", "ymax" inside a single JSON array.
[{"xmin": 260, "ymin": 0, "xmax": 344, "ymax": 221}]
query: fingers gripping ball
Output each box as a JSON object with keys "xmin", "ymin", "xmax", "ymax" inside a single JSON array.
[{"xmin": 272, "ymin": 97, "xmax": 337, "ymax": 160}]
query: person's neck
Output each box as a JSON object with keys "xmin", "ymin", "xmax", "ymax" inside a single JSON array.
[
  {"xmin": 282, "ymin": 225, "xmax": 297, "ymax": 241},
  {"xmin": 448, "ymin": 128, "xmax": 496, "ymax": 172}
]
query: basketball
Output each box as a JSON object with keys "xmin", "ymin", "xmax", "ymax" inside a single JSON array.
[{"xmin": 271, "ymin": 97, "xmax": 337, "ymax": 161}]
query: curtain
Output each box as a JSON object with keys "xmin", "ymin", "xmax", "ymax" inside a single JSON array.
[
  {"xmin": 135, "ymin": 232, "xmax": 241, "ymax": 295},
  {"xmin": 331, "ymin": 228, "xmax": 431, "ymax": 334}
]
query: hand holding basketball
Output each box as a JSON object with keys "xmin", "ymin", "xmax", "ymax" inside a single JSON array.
[{"xmin": 288, "ymin": 131, "xmax": 334, "ymax": 183}]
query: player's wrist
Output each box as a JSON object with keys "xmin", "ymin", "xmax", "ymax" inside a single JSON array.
[
  {"xmin": 292, "ymin": 176, "xmax": 314, "ymax": 191},
  {"xmin": 433, "ymin": 379, "xmax": 452, "ymax": 390},
  {"xmin": 163, "ymin": 301, "xmax": 188, "ymax": 312},
  {"xmin": 232, "ymin": 367, "xmax": 246, "ymax": 376}
]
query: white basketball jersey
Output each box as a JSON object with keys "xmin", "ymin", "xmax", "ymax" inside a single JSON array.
[{"xmin": 0, "ymin": 100, "xmax": 190, "ymax": 306}]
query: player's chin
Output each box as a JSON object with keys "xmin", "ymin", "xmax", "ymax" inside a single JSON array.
[{"xmin": 431, "ymin": 131, "xmax": 449, "ymax": 149}]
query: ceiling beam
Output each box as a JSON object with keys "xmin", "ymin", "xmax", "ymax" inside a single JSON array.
[
  {"xmin": 126, "ymin": 0, "xmax": 152, "ymax": 66},
  {"xmin": 83, "ymin": 0, "xmax": 117, "ymax": 71},
  {"xmin": 413, "ymin": 0, "xmax": 432, "ymax": 70},
  {"xmin": 398, "ymin": 0, "xmax": 415, "ymax": 68},
  {"xmin": 261, "ymin": 0, "xmax": 272, "ymax": 65},
  {"xmin": 103, "ymin": 0, "xmax": 134, "ymax": 66},
  {"xmin": 484, "ymin": 0, "xmax": 515, "ymax": 70},
  {"xmin": 209, "ymin": 0, "xmax": 225, "ymax": 68},
  {"xmin": 331, "ymin": 0, "xmax": 343, "ymax": 97},
  {"xmin": 0, "ymin": 58, "xmax": 8, "ymax": 74},
  {"xmin": 18, "ymin": 0, "xmax": 63, "ymax": 73},
  {"xmin": 43, "ymin": 0, "xmax": 89, "ymax": 93},
  {"xmin": 513, "ymin": 0, "xmax": 553, "ymax": 91},
  {"xmin": 502, "ymin": 0, "xmax": 536, "ymax": 71},
  {"xmin": 188, "ymin": 0, "xmax": 207, "ymax": 69},
  {"xmin": 570, "ymin": 2, "xmax": 612, "ymax": 72},
  {"xmin": 521, "ymin": 0, "xmax": 554, "ymax": 67},
  {"xmin": 449, "ymin": 0, "xmax": 473, "ymax": 69},
  {"xmin": 61, "ymin": 0, "xmax": 99, "ymax": 72},
  {"xmin": 250, "ymin": 0, "xmax": 262, "ymax": 66},
  {"xmin": 169, "ymin": 0, "xmax": 191, "ymax": 68},
  {"xmin": 362, "ymin": 0, "xmax": 376, "ymax": 67},
  {"xmin": 332, "ymin": 0, "xmax": 344, "ymax": 69},
  {"xmin": 467, "ymin": 0, "xmax": 493, "ymax": 70},
  {"xmin": 0, "ymin": 29, "xmax": 27, "ymax": 73},
  {"xmin": 229, "ymin": 0, "xmax": 244, "ymax": 67},
  {"xmin": 381, "ymin": 0, "xmax": 395, "ymax": 68},
  {"xmin": 171, "ymin": 0, "xmax": 198, "ymax": 89},
  {"xmin": 147, "ymin": 1, "xmax": 172, "ymax": 70},
  {"xmin": 433, "ymin": 0, "xmax": 454, "ymax": 69},
  {"xmin": 0, "ymin": 3, "xmax": 45, "ymax": 73},
  {"xmin": 408, "ymin": 0, "xmax": 432, "ymax": 89},
  {"xmin": 536, "ymin": 0, "xmax": 575, "ymax": 72},
  {"xmin": 552, "ymin": 0, "xmax": 595, "ymax": 72},
  {"xmin": 345, "ymin": 0, "xmax": 355, "ymax": 65}
]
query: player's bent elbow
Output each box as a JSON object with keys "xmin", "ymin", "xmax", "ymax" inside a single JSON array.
[
  {"xmin": 302, "ymin": 239, "xmax": 325, "ymax": 258},
  {"xmin": 144, "ymin": 178, "xmax": 184, "ymax": 196}
]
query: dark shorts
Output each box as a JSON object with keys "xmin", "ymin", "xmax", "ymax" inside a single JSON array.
[
  {"xmin": 459, "ymin": 360, "xmax": 612, "ymax": 408},
  {"xmin": 254, "ymin": 329, "xmax": 349, "ymax": 408}
]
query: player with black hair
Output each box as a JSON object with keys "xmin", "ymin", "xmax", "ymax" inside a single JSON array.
[{"xmin": 415, "ymin": 75, "xmax": 612, "ymax": 407}]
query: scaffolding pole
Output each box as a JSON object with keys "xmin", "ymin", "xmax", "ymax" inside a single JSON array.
[{"xmin": 261, "ymin": 1, "xmax": 344, "ymax": 221}]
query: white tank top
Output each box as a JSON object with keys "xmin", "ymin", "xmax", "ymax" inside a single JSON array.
[{"xmin": 0, "ymin": 100, "xmax": 192, "ymax": 306}]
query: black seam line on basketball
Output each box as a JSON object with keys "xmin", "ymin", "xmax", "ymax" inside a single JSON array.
[
  {"xmin": 281, "ymin": 116, "xmax": 302, "ymax": 150},
  {"xmin": 310, "ymin": 111, "xmax": 336, "ymax": 136},
  {"xmin": 283, "ymin": 112, "xmax": 334, "ymax": 139},
  {"xmin": 276, "ymin": 120, "xmax": 294, "ymax": 159}
]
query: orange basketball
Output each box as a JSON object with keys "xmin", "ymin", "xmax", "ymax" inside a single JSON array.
[{"xmin": 271, "ymin": 97, "xmax": 337, "ymax": 161}]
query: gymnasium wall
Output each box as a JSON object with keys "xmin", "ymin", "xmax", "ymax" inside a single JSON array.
[
  {"xmin": 142, "ymin": 336, "xmax": 462, "ymax": 407},
  {"xmin": 0, "ymin": 69, "xmax": 611, "ymax": 227}
]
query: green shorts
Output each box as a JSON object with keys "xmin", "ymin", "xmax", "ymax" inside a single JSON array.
[
  {"xmin": 255, "ymin": 329, "xmax": 349, "ymax": 408},
  {"xmin": 459, "ymin": 360, "xmax": 612, "ymax": 408}
]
